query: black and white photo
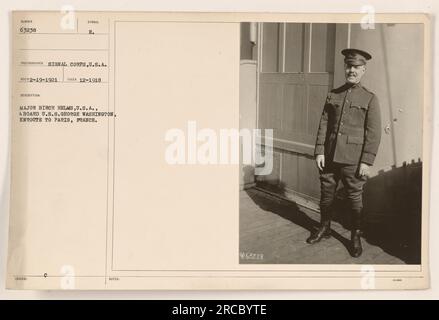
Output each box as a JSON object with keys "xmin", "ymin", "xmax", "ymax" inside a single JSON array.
[{"xmin": 239, "ymin": 22, "xmax": 424, "ymax": 265}]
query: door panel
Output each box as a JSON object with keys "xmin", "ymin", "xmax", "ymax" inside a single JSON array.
[
  {"xmin": 284, "ymin": 23, "xmax": 305, "ymax": 72},
  {"xmin": 283, "ymin": 83, "xmax": 307, "ymax": 134},
  {"xmin": 259, "ymin": 82, "xmax": 283, "ymax": 131},
  {"xmin": 261, "ymin": 23, "xmax": 280, "ymax": 72},
  {"xmin": 257, "ymin": 22, "xmax": 338, "ymax": 201},
  {"xmin": 310, "ymin": 23, "xmax": 336, "ymax": 72}
]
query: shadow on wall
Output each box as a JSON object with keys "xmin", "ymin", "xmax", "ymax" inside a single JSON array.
[{"xmin": 251, "ymin": 159, "xmax": 422, "ymax": 264}]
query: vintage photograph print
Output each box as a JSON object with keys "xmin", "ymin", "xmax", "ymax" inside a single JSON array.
[{"xmin": 239, "ymin": 22, "xmax": 423, "ymax": 265}]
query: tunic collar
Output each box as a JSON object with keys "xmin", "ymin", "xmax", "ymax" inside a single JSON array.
[{"xmin": 348, "ymin": 81, "xmax": 362, "ymax": 89}]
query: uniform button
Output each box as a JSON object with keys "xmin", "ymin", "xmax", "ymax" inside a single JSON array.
[
  {"xmin": 346, "ymin": 99, "xmax": 349, "ymax": 103},
  {"xmin": 338, "ymin": 133, "xmax": 341, "ymax": 136}
]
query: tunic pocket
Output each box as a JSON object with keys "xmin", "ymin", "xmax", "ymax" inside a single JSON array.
[
  {"xmin": 348, "ymin": 101, "xmax": 368, "ymax": 126},
  {"xmin": 345, "ymin": 135, "xmax": 364, "ymax": 164},
  {"xmin": 350, "ymin": 101, "xmax": 368, "ymax": 111}
]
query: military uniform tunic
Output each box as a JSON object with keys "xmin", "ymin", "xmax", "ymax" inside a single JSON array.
[{"xmin": 314, "ymin": 82, "xmax": 382, "ymax": 212}]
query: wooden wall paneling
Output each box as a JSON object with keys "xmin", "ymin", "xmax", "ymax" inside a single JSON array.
[
  {"xmin": 298, "ymin": 155, "xmax": 321, "ymax": 199},
  {"xmin": 259, "ymin": 82, "xmax": 283, "ymax": 131},
  {"xmin": 282, "ymin": 83, "xmax": 307, "ymax": 134},
  {"xmin": 280, "ymin": 152, "xmax": 299, "ymax": 191},
  {"xmin": 333, "ymin": 24, "xmax": 350, "ymax": 87},
  {"xmin": 257, "ymin": 150, "xmax": 281, "ymax": 184},
  {"xmin": 310, "ymin": 23, "xmax": 336, "ymax": 73},
  {"xmin": 261, "ymin": 23, "xmax": 280, "ymax": 73},
  {"xmin": 284, "ymin": 23, "xmax": 305, "ymax": 73}
]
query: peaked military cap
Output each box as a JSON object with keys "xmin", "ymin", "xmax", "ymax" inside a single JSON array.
[{"xmin": 341, "ymin": 48, "xmax": 372, "ymax": 66}]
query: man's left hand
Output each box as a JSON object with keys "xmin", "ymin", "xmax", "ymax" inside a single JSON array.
[{"xmin": 358, "ymin": 163, "xmax": 370, "ymax": 177}]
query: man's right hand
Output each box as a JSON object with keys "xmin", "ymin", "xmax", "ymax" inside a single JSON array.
[{"xmin": 316, "ymin": 154, "xmax": 325, "ymax": 171}]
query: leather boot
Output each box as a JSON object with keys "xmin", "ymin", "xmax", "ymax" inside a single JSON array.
[
  {"xmin": 351, "ymin": 230, "xmax": 363, "ymax": 257},
  {"xmin": 351, "ymin": 208, "xmax": 363, "ymax": 257},
  {"xmin": 306, "ymin": 209, "xmax": 331, "ymax": 244}
]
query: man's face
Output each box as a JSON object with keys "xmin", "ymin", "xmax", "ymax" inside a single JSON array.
[{"xmin": 345, "ymin": 63, "xmax": 366, "ymax": 84}]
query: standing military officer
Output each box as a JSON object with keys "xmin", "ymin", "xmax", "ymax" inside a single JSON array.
[{"xmin": 306, "ymin": 48, "xmax": 382, "ymax": 258}]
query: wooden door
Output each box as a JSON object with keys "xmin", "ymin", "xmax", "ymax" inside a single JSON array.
[{"xmin": 256, "ymin": 23, "xmax": 337, "ymax": 202}]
